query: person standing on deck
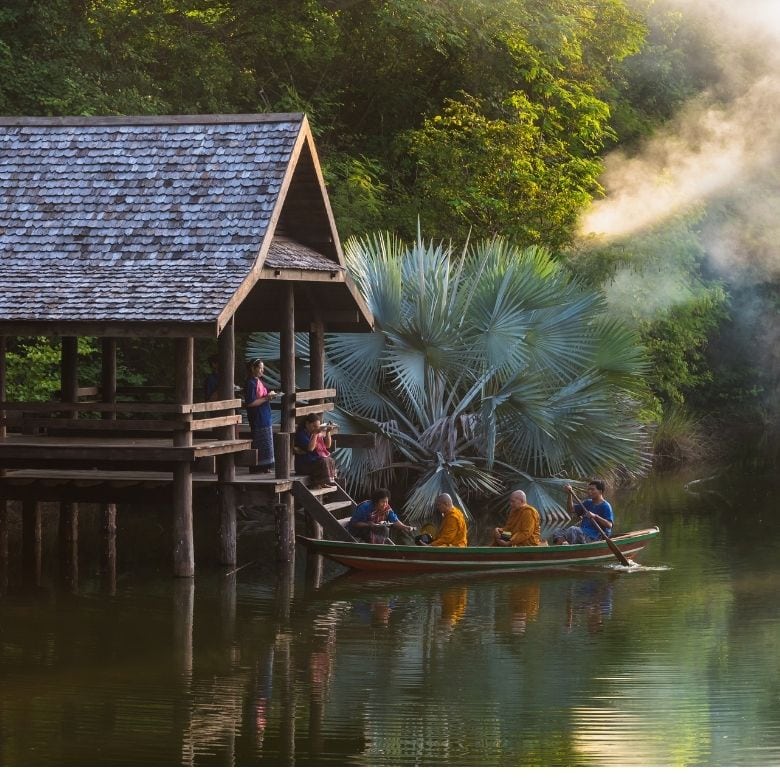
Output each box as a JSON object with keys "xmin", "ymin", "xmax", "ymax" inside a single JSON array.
[
  {"xmin": 244, "ymin": 358, "xmax": 276, "ymax": 474},
  {"xmin": 552, "ymin": 480, "xmax": 614, "ymax": 544},
  {"xmin": 493, "ymin": 490, "xmax": 541, "ymax": 546}
]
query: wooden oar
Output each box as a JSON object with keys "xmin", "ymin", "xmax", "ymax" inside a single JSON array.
[{"xmin": 570, "ymin": 488, "xmax": 632, "ymax": 567}]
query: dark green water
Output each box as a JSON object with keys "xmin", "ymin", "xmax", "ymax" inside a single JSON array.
[{"xmin": 1, "ymin": 462, "xmax": 778, "ymax": 766}]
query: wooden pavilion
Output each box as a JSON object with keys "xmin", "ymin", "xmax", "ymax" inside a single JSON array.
[{"xmin": 0, "ymin": 114, "xmax": 372, "ymax": 577}]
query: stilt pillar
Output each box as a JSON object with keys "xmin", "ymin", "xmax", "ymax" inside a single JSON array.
[
  {"xmin": 58, "ymin": 502, "xmax": 78, "ymax": 592},
  {"xmin": 22, "ymin": 500, "xmax": 42, "ymax": 585},
  {"xmin": 101, "ymin": 503, "xmax": 117, "ymax": 595},
  {"xmin": 173, "ymin": 338, "xmax": 194, "ymax": 578},
  {"xmin": 217, "ymin": 318, "xmax": 237, "ymax": 566}
]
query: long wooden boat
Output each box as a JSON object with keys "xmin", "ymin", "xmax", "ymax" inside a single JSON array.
[{"xmin": 297, "ymin": 526, "xmax": 660, "ymax": 573}]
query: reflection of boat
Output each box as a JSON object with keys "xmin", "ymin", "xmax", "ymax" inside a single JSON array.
[{"xmin": 297, "ymin": 527, "xmax": 660, "ymax": 573}]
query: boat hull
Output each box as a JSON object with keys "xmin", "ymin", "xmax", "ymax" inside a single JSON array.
[{"xmin": 297, "ymin": 527, "xmax": 660, "ymax": 573}]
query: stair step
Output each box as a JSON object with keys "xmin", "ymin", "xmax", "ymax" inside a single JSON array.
[
  {"xmin": 308, "ymin": 485, "xmax": 338, "ymax": 496},
  {"xmin": 323, "ymin": 500, "xmax": 354, "ymax": 513}
]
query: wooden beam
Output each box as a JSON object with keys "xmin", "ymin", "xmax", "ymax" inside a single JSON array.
[
  {"xmin": 0, "ymin": 399, "xmax": 240, "ymax": 414},
  {"xmin": 309, "ymin": 319, "xmax": 325, "ymax": 392},
  {"xmin": 332, "ymin": 433, "xmax": 377, "ymax": 449},
  {"xmin": 280, "ymin": 283, "xmax": 296, "ymax": 436},
  {"xmin": 172, "ymin": 462, "xmax": 194, "ymax": 578},
  {"xmin": 174, "ymin": 338, "xmax": 194, "ymax": 448},
  {"xmin": 217, "ymin": 318, "xmax": 237, "ymax": 566},
  {"xmin": 101, "ymin": 338, "xmax": 117, "ymax": 420},
  {"xmin": 0, "ymin": 321, "xmax": 216, "ymax": 338},
  {"xmin": 189, "ymin": 415, "xmax": 242, "ymax": 431},
  {"xmin": 294, "ymin": 402, "xmax": 334, "ymax": 417},
  {"xmin": 0, "ymin": 336, "xmax": 6, "ymax": 439},
  {"xmin": 293, "ymin": 388, "xmax": 336, "ymax": 402},
  {"xmin": 258, "ymin": 268, "xmax": 345, "ymax": 283},
  {"xmin": 61, "ymin": 337, "xmax": 79, "ymax": 421}
]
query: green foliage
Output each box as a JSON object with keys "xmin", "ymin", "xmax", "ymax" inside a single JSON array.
[
  {"xmin": 0, "ymin": 0, "xmax": 648, "ymax": 246},
  {"xmin": 640, "ymin": 288, "xmax": 728, "ymax": 406},
  {"xmin": 607, "ymin": 0, "xmax": 722, "ymax": 147},
  {"xmin": 401, "ymin": 93, "xmax": 605, "ymax": 249},
  {"xmin": 321, "ymin": 233, "xmax": 649, "ymax": 525},
  {"xmin": 4, "ymin": 337, "xmax": 150, "ymax": 401}
]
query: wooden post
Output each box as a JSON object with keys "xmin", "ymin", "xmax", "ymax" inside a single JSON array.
[
  {"xmin": 220, "ymin": 572, "xmax": 237, "ymax": 650},
  {"xmin": 280, "ymin": 282, "xmax": 296, "ymax": 436},
  {"xmin": 22, "ymin": 500, "xmax": 42, "ymax": 586},
  {"xmin": 274, "ymin": 431, "xmax": 290, "ymax": 481},
  {"xmin": 304, "ymin": 516, "xmax": 323, "ymax": 592},
  {"xmin": 101, "ymin": 337, "xmax": 117, "ymax": 420},
  {"xmin": 101, "ymin": 503, "xmax": 117, "ymax": 596},
  {"xmin": 61, "ymin": 336, "xmax": 78, "ymax": 419},
  {"xmin": 0, "ymin": 335, "xmax": 6, "ymax": 439},
  {"xmin": 173, "ymin": 338, "xmax": 194, "ymax": 578},
  {"xmin": 305, "ymin": 319, "xmax": 325, "ymax": 587},
  {"xmin": 278, "ymin": 283, "xmax": 297, "ymax": 568},
  {"xmin": 173, "ymin": 578, "xmax": 195, "ymax": 678},
  {"xmin": 309, "ymin": 318, "xmax": 325, "ymax": 392},
  {"xmin": 217, "ymin": 319, "xmax": 237, "ymax": 566},
  {"xmin": 59, "ymin": 502, "xmax": 78, "ymax": 592},
  {"xmin": 274, "ymin": 500, "xmax": 295, "ymax": 564},
  {"xmin": 0, "ymin": 500, "xmax": 8, "ymax": 595}
]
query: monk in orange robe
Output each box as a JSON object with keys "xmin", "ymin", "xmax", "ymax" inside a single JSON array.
[
  {"xmin": 430, "ymin": 493, "xmax": 468, "ymax": 547},
  {"xmin": 493, "ymin": 490, "xmax": 541, "ymax": 546}
]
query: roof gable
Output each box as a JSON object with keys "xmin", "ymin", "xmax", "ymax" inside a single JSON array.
[{"xmin": 0, "ymin": 114, "xmax": 355, "ymax": 333}]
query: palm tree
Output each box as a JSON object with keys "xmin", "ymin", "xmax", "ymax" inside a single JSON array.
[{"xmin": 249, "ymin": 233, "xmax": 650, "ymax": 527}]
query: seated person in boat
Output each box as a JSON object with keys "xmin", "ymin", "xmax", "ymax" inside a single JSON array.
[
  {"xmin": 493, "ymin": 490, "xmax": 541, "ymax": 546},
  {"xmin": 347, "ymin": 488, "xmax": 413, "ymax": 543},
  {"xmin": 551, "ymin": 481, "xmax": 613, "ymax": 545},
  {"xmin": 294, "ymin": 413, "xmax": 338, "ymax": 488},
  {"xmin": 423, "ymin": 494, "xmax": 468, "ymax": 547}
]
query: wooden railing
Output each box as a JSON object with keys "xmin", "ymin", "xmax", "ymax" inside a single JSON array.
[
  {"xmin": 292, "ymin": 387, "xmax": 336, "ymax": 419},
  {"xmin": 0, "ymin": 398, "xmax": 242, "ymax": 440}
]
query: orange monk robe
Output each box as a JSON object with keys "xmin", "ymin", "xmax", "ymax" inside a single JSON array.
[
  {"xmin": 431, "ymin": 507, "xmax": 468, "ymax": 547},
  {"xmin": 503, "ymin": 505, "xmax": 541, "ymax": 546}
]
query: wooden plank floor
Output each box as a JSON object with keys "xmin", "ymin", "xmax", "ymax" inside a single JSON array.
[{"xmin": 0, "ymin": 468, "xmax": 294, "ymax": 492}]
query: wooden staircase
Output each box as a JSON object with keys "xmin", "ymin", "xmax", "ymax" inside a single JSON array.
[{"xmin": 291, "ymin": 481, "xmax": 358, "ymax": 542}]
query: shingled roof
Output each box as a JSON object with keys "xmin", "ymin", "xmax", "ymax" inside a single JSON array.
[{"xmin": 0, "ymin": 114, "xmax": 372, "ymax": 336}]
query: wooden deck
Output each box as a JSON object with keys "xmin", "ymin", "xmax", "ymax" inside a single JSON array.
[{"xmin": 0, "ymin": 467, "xmax": 299, "ymax": 502}]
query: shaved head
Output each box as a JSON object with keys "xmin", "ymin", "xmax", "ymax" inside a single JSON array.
[
  {"xmin": 436, "ymin": 493, "xmax": 453, "ymax": 510},
  {"xmin": 509, "ymin": 490, "xmax": 527, "ymax": 508}
]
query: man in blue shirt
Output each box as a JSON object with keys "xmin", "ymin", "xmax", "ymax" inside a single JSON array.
[{"xmin": 552, "ymin": 480, "xmax": 614, "ymax": 544}]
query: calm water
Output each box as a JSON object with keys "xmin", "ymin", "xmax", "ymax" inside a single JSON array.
[{"xmin": 1, "ymin": 461, "xmax": 778, "ymax": 766}]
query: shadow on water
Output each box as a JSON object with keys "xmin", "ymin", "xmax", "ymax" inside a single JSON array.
[{"xmin": 1, "ymin": 448, "xmax": 779, "ymax": 766}]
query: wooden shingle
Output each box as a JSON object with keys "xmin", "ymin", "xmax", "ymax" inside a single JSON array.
[{"xmin": 0, "ymin": 114, "xmax": 371, "ymax": 336}]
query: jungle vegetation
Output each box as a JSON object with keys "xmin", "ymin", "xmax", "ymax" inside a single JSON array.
[{"xmin": 2, "ymin": 0, "xmax": 777, "ymax": 475}]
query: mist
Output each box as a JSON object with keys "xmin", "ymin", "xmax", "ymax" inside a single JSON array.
[{"xmin": 582, "ymin": 0, "xmax": 780, "ymax": 282}]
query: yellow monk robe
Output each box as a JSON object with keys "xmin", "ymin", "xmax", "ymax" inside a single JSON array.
[
  {"xmin": 431, "ymin": 506, "xmax": 468, "ymax": 547},
  {"xmin": 503, "ymin": 505, "xmax": 541, "ymax": 546}
]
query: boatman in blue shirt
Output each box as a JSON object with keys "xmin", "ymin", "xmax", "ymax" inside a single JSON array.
[{"xmin": 552, "ymin": 480, "xmax": 614, "ymax": 545}]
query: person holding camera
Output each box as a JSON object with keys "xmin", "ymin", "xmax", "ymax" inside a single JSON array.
[{"xmin": 294, "ymin": 412, "xmax": 338, "ymax": 487}]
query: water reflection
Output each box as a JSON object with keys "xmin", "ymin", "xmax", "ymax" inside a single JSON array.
[{"xmin": 2, "ymin": 463, "xmax": 780, "ymax": 766}]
